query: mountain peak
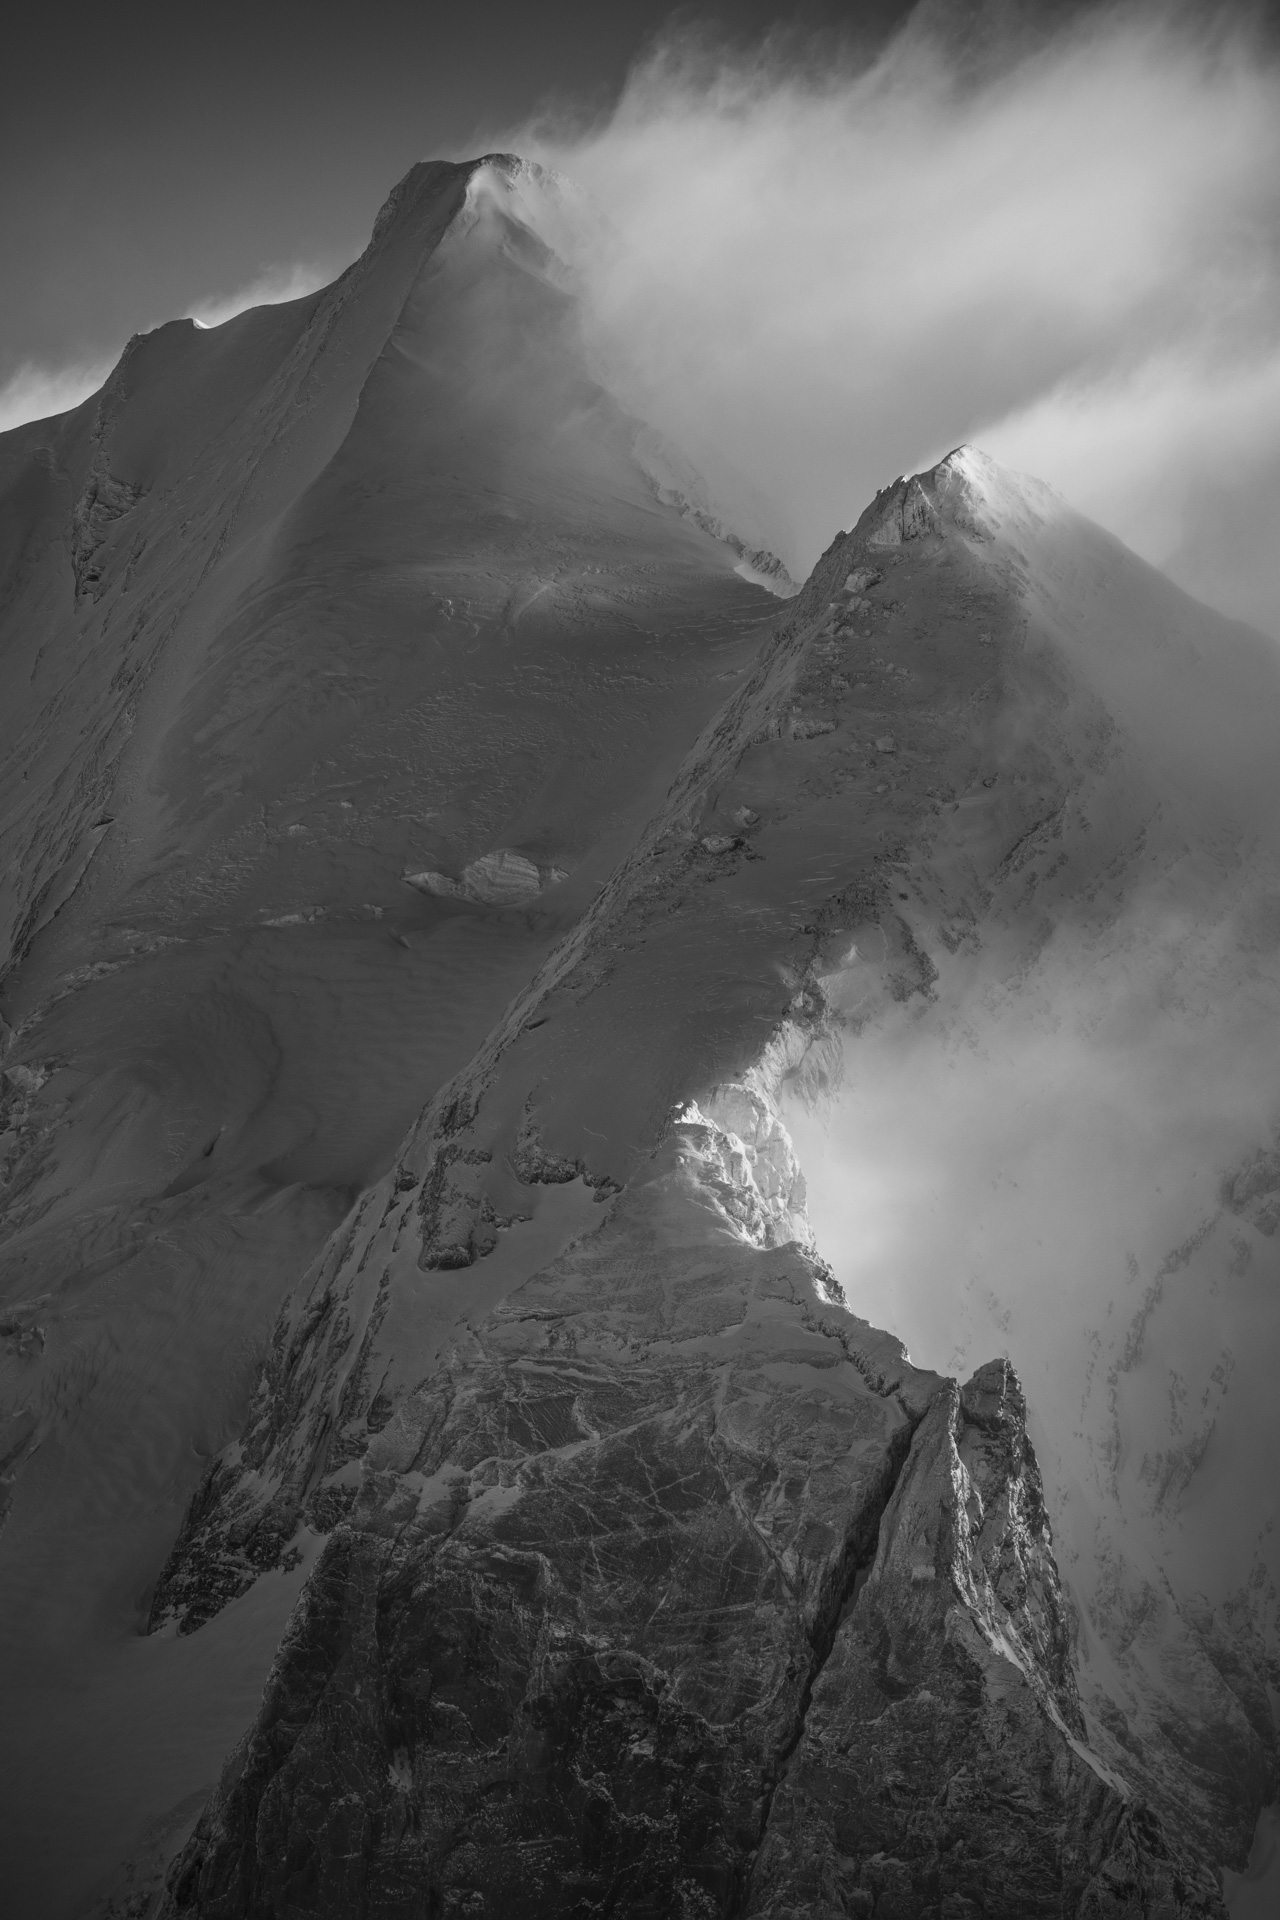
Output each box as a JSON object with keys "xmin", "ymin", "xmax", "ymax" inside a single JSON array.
[
  {"xmin": 365, "ymin": 150, "xmax": 580, "ymax": 269},
  {"xmin": 845, "ymin": 442, "xmax": 1067, "ymax": 556}
]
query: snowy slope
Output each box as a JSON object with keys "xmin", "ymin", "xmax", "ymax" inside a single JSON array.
[{"xmin": 0, "ymin": 156, "xmax": 777, "ymax": 1917}]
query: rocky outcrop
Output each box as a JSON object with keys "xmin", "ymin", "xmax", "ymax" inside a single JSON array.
[
  {"xmin": 675, "ymin": 1090, "xmax": 811, "ymax": 1252},
  {"xmin": 70, "ymin": 464, "xmax": 143, "ymax": 599},
  {"xmin": 158, "ymin": 1135, "xmax": 1219, "ymax": 1917},
  {"xmin": 744, "ymin": 1362, "xmax": 1222, "ymax": 1917},
  {"xmin": 155, "ymin": 1137, "xmax": 937, "ymax": 1916},
  {"xmin": 403, "ymin": 850, "xmax": 569, "ymax": 907},
  {"xmin": 1224, "ymin": 1145, "xmax": 1280, "ymax": 1238}
]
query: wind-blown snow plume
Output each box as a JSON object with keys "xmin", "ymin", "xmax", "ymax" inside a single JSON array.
[
  {"xmin": 0, "ymin": 262, "xmax": 328, "ymax": 432},
  {"xmin": 523, "ymin": 4, "xmax": 1280, "ymax": 633},
  {"xmin": 185, "ymin": 262, "xmax": 326, "ymax": 330}
]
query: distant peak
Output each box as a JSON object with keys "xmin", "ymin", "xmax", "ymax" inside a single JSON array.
[
  {"xmin": 851, "ymin": 444, "xmax": 1065, "ymax": 553},
  {"xmin": 932, "ymin": 443, "xmax": 998, "ymax": 492}
]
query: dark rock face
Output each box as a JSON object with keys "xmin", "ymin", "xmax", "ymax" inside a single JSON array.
[
  {"xmin": 157, "ymin": 1163, "xmax": 1220, "ymax": 1917},
  {"xmin": 158, "ymin": 1172, "xmax": 938, "ymax": 1917},
  {"xmin": 744, "ymin": 1364, "xmax": 1221, "ymax": 1918}
]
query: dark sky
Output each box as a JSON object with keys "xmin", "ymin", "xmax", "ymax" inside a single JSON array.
[{"xmin": 0, "ymin": 0, "xmax": 914, "ymax": 387}]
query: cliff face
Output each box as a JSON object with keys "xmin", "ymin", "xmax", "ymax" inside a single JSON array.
[
  {"xmin": 157, "ymin": 1162, "xmax": 937, "ymax": 1918},
  {"xmin": 747, "ymin": 1363, "xmax": 1213, "ymax": 1918}
]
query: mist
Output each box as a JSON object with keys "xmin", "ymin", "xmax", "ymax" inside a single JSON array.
[
  {"xmin": 0, "ymin": 262, "xmax": 326, "ymax": 434},
  {"xmin": 761, "ymin": 455, "xmax": 1280, "ymax": 1853},
  {"xmin": 787, "ymin": 914, "xmax": 1278, "ymax": 1462},
  {"xmin": 782, "ymin": 854, "xmax": 1280, "ymax": 1826},
  {"xmin": 0, "ymin": 357, "xmax": 117, "ymax": 435},
  {"xmin": 524, "ymin": 3, "xmax": 1280, "ymax": 633}
]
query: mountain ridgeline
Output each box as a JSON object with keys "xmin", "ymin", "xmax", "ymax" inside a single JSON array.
[{"xmin": 0, "ymin": 156, "xmax": 1276, "ymax": 1917}]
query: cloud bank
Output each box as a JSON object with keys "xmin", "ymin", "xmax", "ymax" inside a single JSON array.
[
  {"xmin": 525, "ymin": 3, "xmax": 1280, "ymax": 633},
  {"xmin": 0, "ymin": 359, "xmax": 118, "ymax": 436}
]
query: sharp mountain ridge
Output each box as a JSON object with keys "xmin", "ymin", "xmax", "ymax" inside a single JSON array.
[{"xmin": 0, "ymin": 157, "xmax": 1276, "ymax": 1918}]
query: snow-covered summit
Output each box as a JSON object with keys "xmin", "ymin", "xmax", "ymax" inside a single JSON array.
[{"xmin": 850, "ymin": 441, "xmax": 1065, "ymax": 551}]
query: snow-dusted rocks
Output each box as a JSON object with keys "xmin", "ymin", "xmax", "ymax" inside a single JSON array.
[
  {"xmin": 746, "ymin": 1361, "xmax": 1221, "ymax": 1917},
  {"xmin": 403, "ymin": 849, "xmax": 568, "ymax": 907},
  {"xmin": 866, "ymin": 473, "xmax": 940, "ymax": 548},
  {"xmin": 158, "ymin": 1159, "xmax": 943, "ymax": 1918},
  {"xmin": 674, "ymin": 1081, "xmax": 810, "ymax": 1251}
]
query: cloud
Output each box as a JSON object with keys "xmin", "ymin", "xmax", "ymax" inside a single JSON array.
[
  {"xmin": 0, "ymin": 263, "xmax": 327, "ymax": 436},
  {"xmin": 522, "ymin": 3, "xmax": 1280, "ymax": 631},
  {"xmin": 981, "ymin": 347, "xmax": 1280, "ymax": 634},
  {"xmin": 0, "ymin": 358, "xmax": 118, "ymax": 434}
]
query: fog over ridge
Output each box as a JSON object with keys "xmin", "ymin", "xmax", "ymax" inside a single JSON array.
[{"xmin": 514, "ymin": 1, "xmax": 1280, "ymax": 634}]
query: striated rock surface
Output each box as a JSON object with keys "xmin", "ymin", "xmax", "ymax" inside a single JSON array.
[
  {"xmin": 402, "ymin": 850, "xmax": 569, "ymax": 908},
  {"xmin": 745, "ymin": 1362, "xmax": 1220, "ymax": 1917},
  {"xmin": 158, "ymin": 1176, "xmax": 1219, "ymax": 1916},
  {"xmin": 158, "ymin": 1151, "xmax": 937, "ymax": 1917}
]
